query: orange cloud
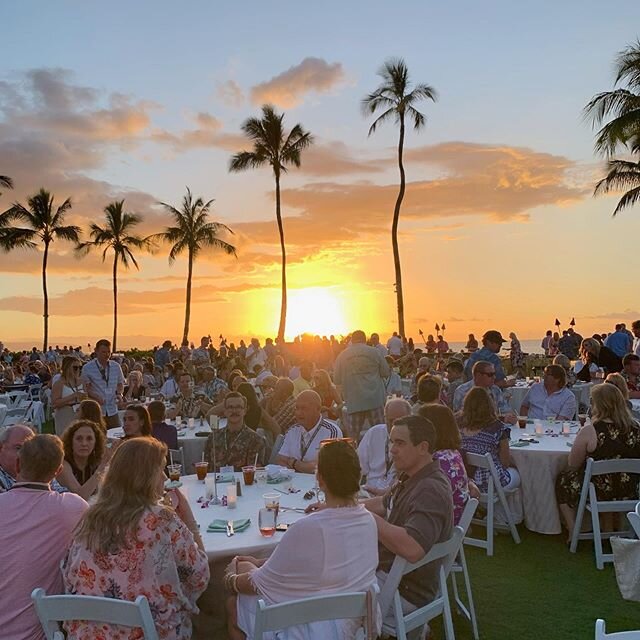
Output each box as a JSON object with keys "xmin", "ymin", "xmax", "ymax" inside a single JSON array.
[
  {"xmin": 250, "ymin": 57, "xmax": 345, "ymax": 108},
  {"xmin": 298, "ymin": 141, "xmax": 386, "ymax": 176}
]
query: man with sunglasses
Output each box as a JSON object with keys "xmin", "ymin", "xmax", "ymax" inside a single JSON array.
[
  {"xmin": 453, "ymin": 360, "xmax": 516, "ymax": 423},
  {"xmin": 81, "ymin": 339, "xmax": 125, "ymax": 428},
  {"xmin": 463, "ymin": 330, "xmax": 514, "ymax": 389}
]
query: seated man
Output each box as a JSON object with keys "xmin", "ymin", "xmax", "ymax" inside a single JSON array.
[
  {"xmin": 358, "ymin": 398, "xmax": 411, "ymax": 494},
  {"xmin": 411, "ymin": 376, "xmax": 443, "ymax": 415},
  {"xmin": 0, "ymin": 424, "xmax": 35, "ymax": 492},
  {"xmin": 363, "ymin": 415, "xmax": 453, "ymax": 618},
  {"xmin": 292, "ymin": 360, "xmax": 314, "ymax": 396},
  {"xmin": 148, "ymin": 400, "xmax": 179, "ymax": 450},
  {"xmin": 263, "ymin": 377, "xmax": 297, "ymax": 434},
  {"xmin": 276, "ymin": 389, "xmax": 342, "ymax": 473},
  {"xmin": 444, "ymin": 359, "xmax": 464, "ymax": 408},
  {"xmin": 200, "ymin": 365, "xmax": 229, "ymax": 403},
  {"xmin": 453, "ymin": 361, "xmax": 517, "ymax": 423},
  {"xmin": 204, "ymin": 392, "xmax": 266, "ymax": 471},
  {"xmin": 520, "ymin": 365, "xmax": 577, "ymax": 420},
  {"xmin": 0, "ymin": 434, "xmax": 88, "ymax": 640},
  {"xmin": 168, "ymin": 371, "xmax": 213, "ymax": 419},
  {"xmin": 621, "ymin": 353, "xmax": 640, "ymax": 400}
]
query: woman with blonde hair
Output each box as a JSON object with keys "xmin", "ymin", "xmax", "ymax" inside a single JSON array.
[
  {"xmin": 556, "ymin": 383, "xmax": 640, "ymax": 539},
  {"xmin": 124, "ymin": 369, "xmax": 146, "ymax": 402},
  {"xmin": 575, "ymin": 338, "xmax": 622, "ymax": 383},
  {"xmin": 57, "ymin": 419, "xmax": 111, "ymax": 500},
  {"xmin": 458, "ymin": 387, "xmax": 519, "ymax": 491},
  {"xmin": 508, "ymin": 332, "xmax": 526, "ymax": 377},
  {"xmin": 312, "ymin": 368, "xmax": 343, "ymax": 420},
  {"xmin": 63, "ymin": 437, "xmax": 209, "ymax": 639},
  {"xmin": 51, "ymin": 357, "xmax": 87, "ymax": 436}
]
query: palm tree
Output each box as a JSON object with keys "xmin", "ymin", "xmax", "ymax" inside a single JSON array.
[
  {"xmin": 0, "ymin": 188, "xmax": 81, "ymax": 350},
  {"xmin": 0, "ymin": 175, "xmax": 13, "ymax": 198},
  {"xmin": 151, "ymin": 188, "xmax": 236, "ymax": 344},
  {"xmin": 585, "ymin": 40, "xmax": 640, "ymax": 215},
  {"xmin": 229, "ymin": 105, "xmax": 313, "ymax": 342},
  {"xmin": 76, "ymin": 200, "xmax": 152, "ymax": 351},
  {"xmin": 362, "ymin": 58, "xmax": 437, "ymax": 337}
]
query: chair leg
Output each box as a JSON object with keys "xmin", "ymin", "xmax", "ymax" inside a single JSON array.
[
  {"xmin": 459, "ymin": 547, "xmax": 479, "ymax": 640},
  {"xmin": 441, "ymin": 572, "xmax": 456, "ymax": 640},
  {"xmin": 486, "ymin": 485, "xmax": 494, "ymax": 557},
  {"xmin": 589, "ymin": 487, "xmax": 604, "ymax": 570}
]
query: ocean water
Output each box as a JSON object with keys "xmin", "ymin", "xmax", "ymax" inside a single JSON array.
[{"xmin": 436, "ymin": 339, "xmax": 545, "ymax": 355}]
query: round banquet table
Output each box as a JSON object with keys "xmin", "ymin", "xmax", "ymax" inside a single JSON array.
[
  {"xmin": 180, "ymin": 472, "xmax": 317, "ymax": 560},
  {"xmin": 107, "ymin": 418, "xmax": 227, "ymax": 472},
  {"xmin": 508, "ymin": 419, "xmax": 578, "ymax": 535}
]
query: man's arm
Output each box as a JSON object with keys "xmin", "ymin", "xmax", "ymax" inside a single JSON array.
[
  {"xmin": 362, "ymin": 495, "xmax": 386, "ymax": 517},
  {"xmin": 557, "ymin": 393, "xmax": 577, "ymax": 420},
  {"xmin": 371, "ymin": 513, "xmax": 425, "ymax": 563}
]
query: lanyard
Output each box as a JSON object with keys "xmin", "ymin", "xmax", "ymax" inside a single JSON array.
[
  {"xmin": 225, "ymin": 427, "xmax": 244, "ymax": 452},
  {"xmin": 300, "ymin": 422, "xmax": 323, "ymax": 461},
  {"xmin": 97, "ymin": 361, "xmax": 110, "ymax": 385}
]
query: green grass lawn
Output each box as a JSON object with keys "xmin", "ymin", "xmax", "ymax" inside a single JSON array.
[{"xmin": 430, "ymin": 528, "xmax": 639, "ymax": 640}]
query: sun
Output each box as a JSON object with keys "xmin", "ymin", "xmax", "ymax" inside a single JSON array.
[{"xmin": 285, "ymin": 287, "xmax": 349, "ymax": 339}]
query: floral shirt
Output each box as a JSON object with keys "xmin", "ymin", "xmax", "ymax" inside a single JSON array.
[
  {"xmin": 204, "ymin": 425, "xmax": 266, "ymax": 471},
  {"xmin": 460, "ymin": 420, "xmax": 511, "ymax": 490},
  {"xmin": 174, "ymin": 393, "xmax": 206, "ymax": 419},
  {"xmin": 621, "ymin": 371, "xmax": 640, "ymax": 393},
  {"xmin": 62, "ymin": 505, "xmax": 209, "ymax": 640},
  {"xmin": 433, "ymin": 449, "xmax": 470, "ymax": 525},
  {"xmin": 271, "ymin": 396, "xmax": 297, "ymax": 434}
]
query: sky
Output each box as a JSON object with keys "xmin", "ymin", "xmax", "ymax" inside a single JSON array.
[{"xmin": 1, "ymin": 1, "xmax": 639, "ymax": 349}]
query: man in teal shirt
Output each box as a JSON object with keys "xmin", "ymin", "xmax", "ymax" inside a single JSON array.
[{"xmin": 334, "ymin": 330, "xmax": 390, "ymax": 440}]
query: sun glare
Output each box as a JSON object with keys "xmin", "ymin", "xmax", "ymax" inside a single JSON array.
[{"xmin": 285, "ymin": 288, "xmax": 349, "ymax": 339}]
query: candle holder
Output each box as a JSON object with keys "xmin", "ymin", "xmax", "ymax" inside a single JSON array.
[{"xmin": 209, "ymin": 419, "xmax": 221, "ymax": 505}]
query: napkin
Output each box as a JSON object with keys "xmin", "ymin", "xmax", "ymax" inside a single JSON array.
[
  {"xmin": 510, "ymin": 441, "xmax": 530, "ymax": 447},
  {"xmin": 267, "ymin": 475, "xmax": 291, "ymax": 484},
  {"xmin": 216, "ymin": 473, "xmax": 235, "ymax": 483},
  {"xmin": 207, "ymin": 518, "xmax": 251, "ymax": 533}
]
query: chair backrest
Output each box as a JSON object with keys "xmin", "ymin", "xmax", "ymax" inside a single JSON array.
[
  {"xmin": 253, "ymin": 584, "xmax": 379, "ymax": 640},
  {"xmin": 588, "ymin": 457, "xmax": 640, "ymax": 477},
  {"xmin": 31, "ymin": 588, "xmax": 159, "ymax": 640},
  {"xmin": 628, "ymin": 502, "xmax": 640, "ymax": 539},
  {"xmin": 268, "ymin": 433, "xmax": 285, "ymax": 465},
  {"xmin": 465, "ymin": 451, "xmax": 503, "ymax": 491},
  {"xmin": 378, "ymin": 526, "xmax": 464, "ymax": 618},
  {"xmin": 595, "ymin": 618, "xmax": 640, "ymax": 639},
  {"xmin": 457, "ymin": 498, "xmax": 479, "ymax": 536}
]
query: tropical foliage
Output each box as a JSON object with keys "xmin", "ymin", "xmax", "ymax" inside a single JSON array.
[
  {"xmin": 363, "ymin": 58, "xmax": 437, "ymax": 338},
  {"xmin": 229, "ymin": 104, "xmax": 313, "ymax": 342}
]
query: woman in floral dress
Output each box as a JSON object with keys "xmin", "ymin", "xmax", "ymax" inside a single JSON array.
[
  {"xmin": 556, "ymin": 383, "xmax": 640, "ymax": 540},
  {"xmin": 63, "ymin": 437, "xmax": 209, "ymax": 639},
  {"xmin": 509, "ymin": 332, "xmax": 526, "ymax": 378}
]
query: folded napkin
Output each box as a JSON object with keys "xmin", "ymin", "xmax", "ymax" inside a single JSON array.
[
  {"xmin": 207, "ymin": 518, "xmax": 251, "ymax": 533},
  {"xmin": 266, "ymin": 475, "xmax": 291, "ymax": 484},
  {"xmin": 510, "ymin": 441, "xmax": 530, "ymax": 448},
  {"xmin": 216, "ymin": 473, "xmax": 235, "ymax": 483}
]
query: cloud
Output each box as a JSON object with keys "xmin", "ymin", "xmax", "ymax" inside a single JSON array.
[
  {"xmin": 0, "ymin": 285, "xmax": 226, "ymax": 316},
  {"xmin": 582, "ymin": 310, "xmax": 640, "ymax": 320},
  {"xmin": 250, "ymin": 57, "xmax": 346, "ymax": 108},
  {"xmin": 298, "ymin": 141, "xmax": 386, "ymax": 176},
  {"xmin": 216, "ymin": 79, "xmax": 244, "ymax": 107}
]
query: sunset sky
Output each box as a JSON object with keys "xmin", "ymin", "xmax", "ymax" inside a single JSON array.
[{"xmin": 1, "ymin": 1, "xmax": 640, "ymax": 349}]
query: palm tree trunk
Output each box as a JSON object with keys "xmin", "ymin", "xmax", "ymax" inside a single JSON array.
[
  {"xmin": 112, "ymin": 253, "xmax": 118, "ymax": 352},
  {"xmin": 275, "ymin": 170, "xmax": 287, "ymax": 342},
  {"xmin": 392, "ymin": 114, "xmax": 406, "ymax": 337},
  {"xmin": 182, "ymin": 248, "xmax": 193, "ymax": 345},
  {"xmin": 42, "ymin": 241, "xmax": 50, "ymax": 352}
]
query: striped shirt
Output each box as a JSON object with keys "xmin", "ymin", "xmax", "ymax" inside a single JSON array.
[{"xmin": 279, "ymin": 418, "xmax": 342, "ymax": 463}]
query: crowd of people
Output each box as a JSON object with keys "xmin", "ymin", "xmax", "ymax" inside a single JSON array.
[{"xmin": 0, "ymin": 320, "xmax": 639, "ymax": 639}]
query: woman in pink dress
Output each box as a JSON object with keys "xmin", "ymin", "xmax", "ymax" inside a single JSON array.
[{"xmin": 63, "ymin": 437, "xmax": 209, "ymax": 639}]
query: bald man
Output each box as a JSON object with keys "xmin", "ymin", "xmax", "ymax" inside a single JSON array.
[
  {"xmin": 358, "ymin": 398, "xmax": 411, "ymax": 494},
  {"xmin": 276, "ymin": 390, "xmax": 342, "ymax": 473},
  {"xmin": 0, "ymin": 424, "xmax": 35, "ymax": 492}
]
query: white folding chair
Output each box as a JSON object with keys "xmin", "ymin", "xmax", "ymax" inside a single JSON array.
[
  {"xmin": 628, "ymin": 502, "xmax": 640, "ymax": 539},
  {"xmin": 2, "ymin": 406, "xmax": 29, "ymax": 427},
  {"xmin": 29, "ymin": 384, "xmax": 43, "ymax": 401},
  {"xmin": 464, "ymin": 452, "xmax": 521, "ymax": 556},
  {"xmin": 570, "ymin": 457, "xmax": 640, "ymax": 569},
  {"xmin": 450, "ymin": 498, "xmax": 480, "ymax": 640},
  {"xmin": 268, "ymin": 433, "xmax": 285, "ymax": 465},
  {"xmin": 8, "ymin": 390, "xmax": 27, "ymax": 408},
  {"xmin": 31, "ymin": 588, "xmax": 159, "ymax": 640},
  {"xmin": 595, "ymin": 618, "xmax": 640, "ymax": 639},
  {"xmin": 378, "ymin": 526, "xmax": 465, "ymax": 640},
  {"xmin": 253, "ymin": 584, "xmax": 379, "ymax": 640}
]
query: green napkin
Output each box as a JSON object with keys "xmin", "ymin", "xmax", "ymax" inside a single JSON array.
[
  {"xmin": 266, "ymin": 475, "xmax": 290, "ymax": 484},
  {"xmin": 511, "ymin": 441, "xmax": 531, "ymax": 447},
  {"xmin": 207, "ymin": 518, "xmax": 251, "ymax": 533}
]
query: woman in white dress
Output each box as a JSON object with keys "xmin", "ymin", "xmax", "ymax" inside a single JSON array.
[
  {"xmin": 51, "ymin": 357, "xmax": 87, "ymax": 436},
  {"xmin": 225, "ymin": 440, "xmax": 380, "ymax": 640}
]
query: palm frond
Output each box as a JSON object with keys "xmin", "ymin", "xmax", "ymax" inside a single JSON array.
[
  {"xmin": 0, "ymin": 175, "xmax": 13, "ymax": 190},
  {"xmin": 593, "ymin": 109, "xmax": 640, "ymax": 155},
  {"xmin": 0, "ymin": 227, "xmax": 38, "ymax": 251},
  {"xmin": 583, "ymin": 90, "xmax": 640, "ymax": 127},
  {"xmin": 594, "ymin": 159, "xmax": 640, "ymax": 194},
  {"xmin": 614, "ymin": 40, "xmax": 640, "ymax": 89},
  {"xmin": 52, "ymin": 225, "xmax": 81, "ymax": 243},
  {"xmin": 368, "ymin": 107, "xmax": 397, "ymax": 136},
  {"xmin": 611, "ymin": 185, "xmax": 640, "ymax": 215},
  {"xmin": 229, "ymin": 150, "xmax": 268, "ymax": 172}
]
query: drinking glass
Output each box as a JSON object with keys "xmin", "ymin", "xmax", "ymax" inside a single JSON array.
[
  {"xmin": 258, "ymin": 508, "xmax": 276, "ymax": 537},
  {"xmin": 167, "ymin": 464, "xmax": 182, "ymax": 482},
  {"xmin": 195, "ymin": 461, "xmax": 208, "ymax": 482},
  {"xmin": 242, "ymin": 466, "xmax": 255, "ymax": 486}
]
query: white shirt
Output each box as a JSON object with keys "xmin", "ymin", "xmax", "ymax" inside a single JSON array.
[
  {"xmin": 634, "ymin": 337, "xmax": 640, "ymax": 357},
  {"xmin": 357, "ymin": 423, "xmax": 396, "ymax": 491},
  {"xmin": 279, "ymin": 417, "xmax": 342, "ymax": 462},
  {"xmin": 386, "ymin": 335, "xmax": 403, "ymax": 357},
  {"xmin": 81, "ymin": 359, "xmax": 125, "ymax": 417},
  {"xmin": 246, "ymin": 345, "xmax": 267, "ymax": 371},
  {"xmin": 373, "ymin": 343, "xmax": 388, "ymax": 357}
]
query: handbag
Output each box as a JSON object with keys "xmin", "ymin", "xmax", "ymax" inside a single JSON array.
[{"xmin": 612, "ymin": 536, "xmax": 640, "ymax": 602}]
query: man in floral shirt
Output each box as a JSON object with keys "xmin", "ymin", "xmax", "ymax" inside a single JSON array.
[
  {"xmin": 204, "ymin": 392, "xmax": 266, "ymax": 471},
  {"xmin": 169, "ymin": 372, "xmax": 213, "ymax": 420}
]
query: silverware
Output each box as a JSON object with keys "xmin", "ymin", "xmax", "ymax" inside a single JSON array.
[
  {"xmin": 280, "ymin": 506, "xmax": 306, "ymax": 513},
  {"xmin": 226, "ymin": 520, "xmax": 234, "ymax": 536}
]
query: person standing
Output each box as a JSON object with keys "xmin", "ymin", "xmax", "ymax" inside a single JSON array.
[
  {"xmin": 81, "ymin": 339, "xmax": 125, "ymax": 428},
  {"xmin": 51, "ymin": 357, "xmax": 87, "ymax": 436},
  {"xmin": 334, "ymin": 330, "xmax": 390, "ymax": 440},
  {"xmin": 541, "ymin": 330, "xmax": 553, "ymax": 356},
  {"xmin": 463, "ymin": 330, "xmax": 514, "ymax": 389}
]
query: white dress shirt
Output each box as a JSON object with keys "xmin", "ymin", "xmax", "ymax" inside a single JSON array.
[
  {"xmin": 357, "ymin": 423, "xmax": 396, "ymax": 491},
  {"xmin": 279, "ymin": 417, "xmax": 342, "ymax": 462}
]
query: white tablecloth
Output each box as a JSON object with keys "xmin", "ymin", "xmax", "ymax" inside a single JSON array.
[
  {"xmin": 180, "ymin": 472, "xmax": 317, "ymax": 560},
  {"xmin": 505, "ymin": 382, "xmax": 593, "ymax": 415},
  {"xmin": 508, "ymin": 419, "xmax": 576, "ymax": 535}
]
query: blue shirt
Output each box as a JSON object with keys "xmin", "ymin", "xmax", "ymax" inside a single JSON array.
[
  {"xmin": 463, "ymin": 347, "xmax": 505, "ymax": 382},
  {"xmin": 604, "ymin": 331, "xmax": 632, "ymax": 358},
  {"xmin": 453, "ymin": 380, "xmax": 511, "ymax": 414},
  {"xmin": 521, "ymin": 383, "xmax": 576, "ymax": 420}
]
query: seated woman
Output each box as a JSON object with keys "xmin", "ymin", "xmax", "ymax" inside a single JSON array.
[
  {"xmin": 226, "ymin": 440, "xmax": 379, "ymax": 640},
  {"xmin": 312, "ymin": 368, "xmax": 343, "ymax": 420},
  {"xmin": 575, "ymin": 338, "xmax": 622, "ymax": 383},
  {"xmin": 63, "ymin": 437, "xmax": 209, "ymax": 639},
  {"xmin": 412, "ymin": 375, "xmax": 443, "ymax": 415},
  {"xmin": 77, "ymin": 399, "xmax": 107, "ymax": 433},
  {"xmin": 457, "ymin": 387, "xmax": 520, "ymax": 492},
  {"xmin": 237, "ymin": 382, "xmax": 280, "ymax": 438},
  {"xmin": 556, "ymin": 383, "xmax": 640, "ymax": 539},
  {"xmin": 148, "ymin": 399, "xmax": 179, "ymax": 450},
  {"xmin": 605, "ymin": 373, "xmax": 634, "ymax": 411},
  {"xmin": 122, "ymin": 403, "xmax": 153, "ymax": 439},
  {"xmin": 124, "ymin": 370, "xmax": 146, "ymax": 402},
  {"xmin": 418, "ymin": 404, "xmax": 478, "ymax": 525}
]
